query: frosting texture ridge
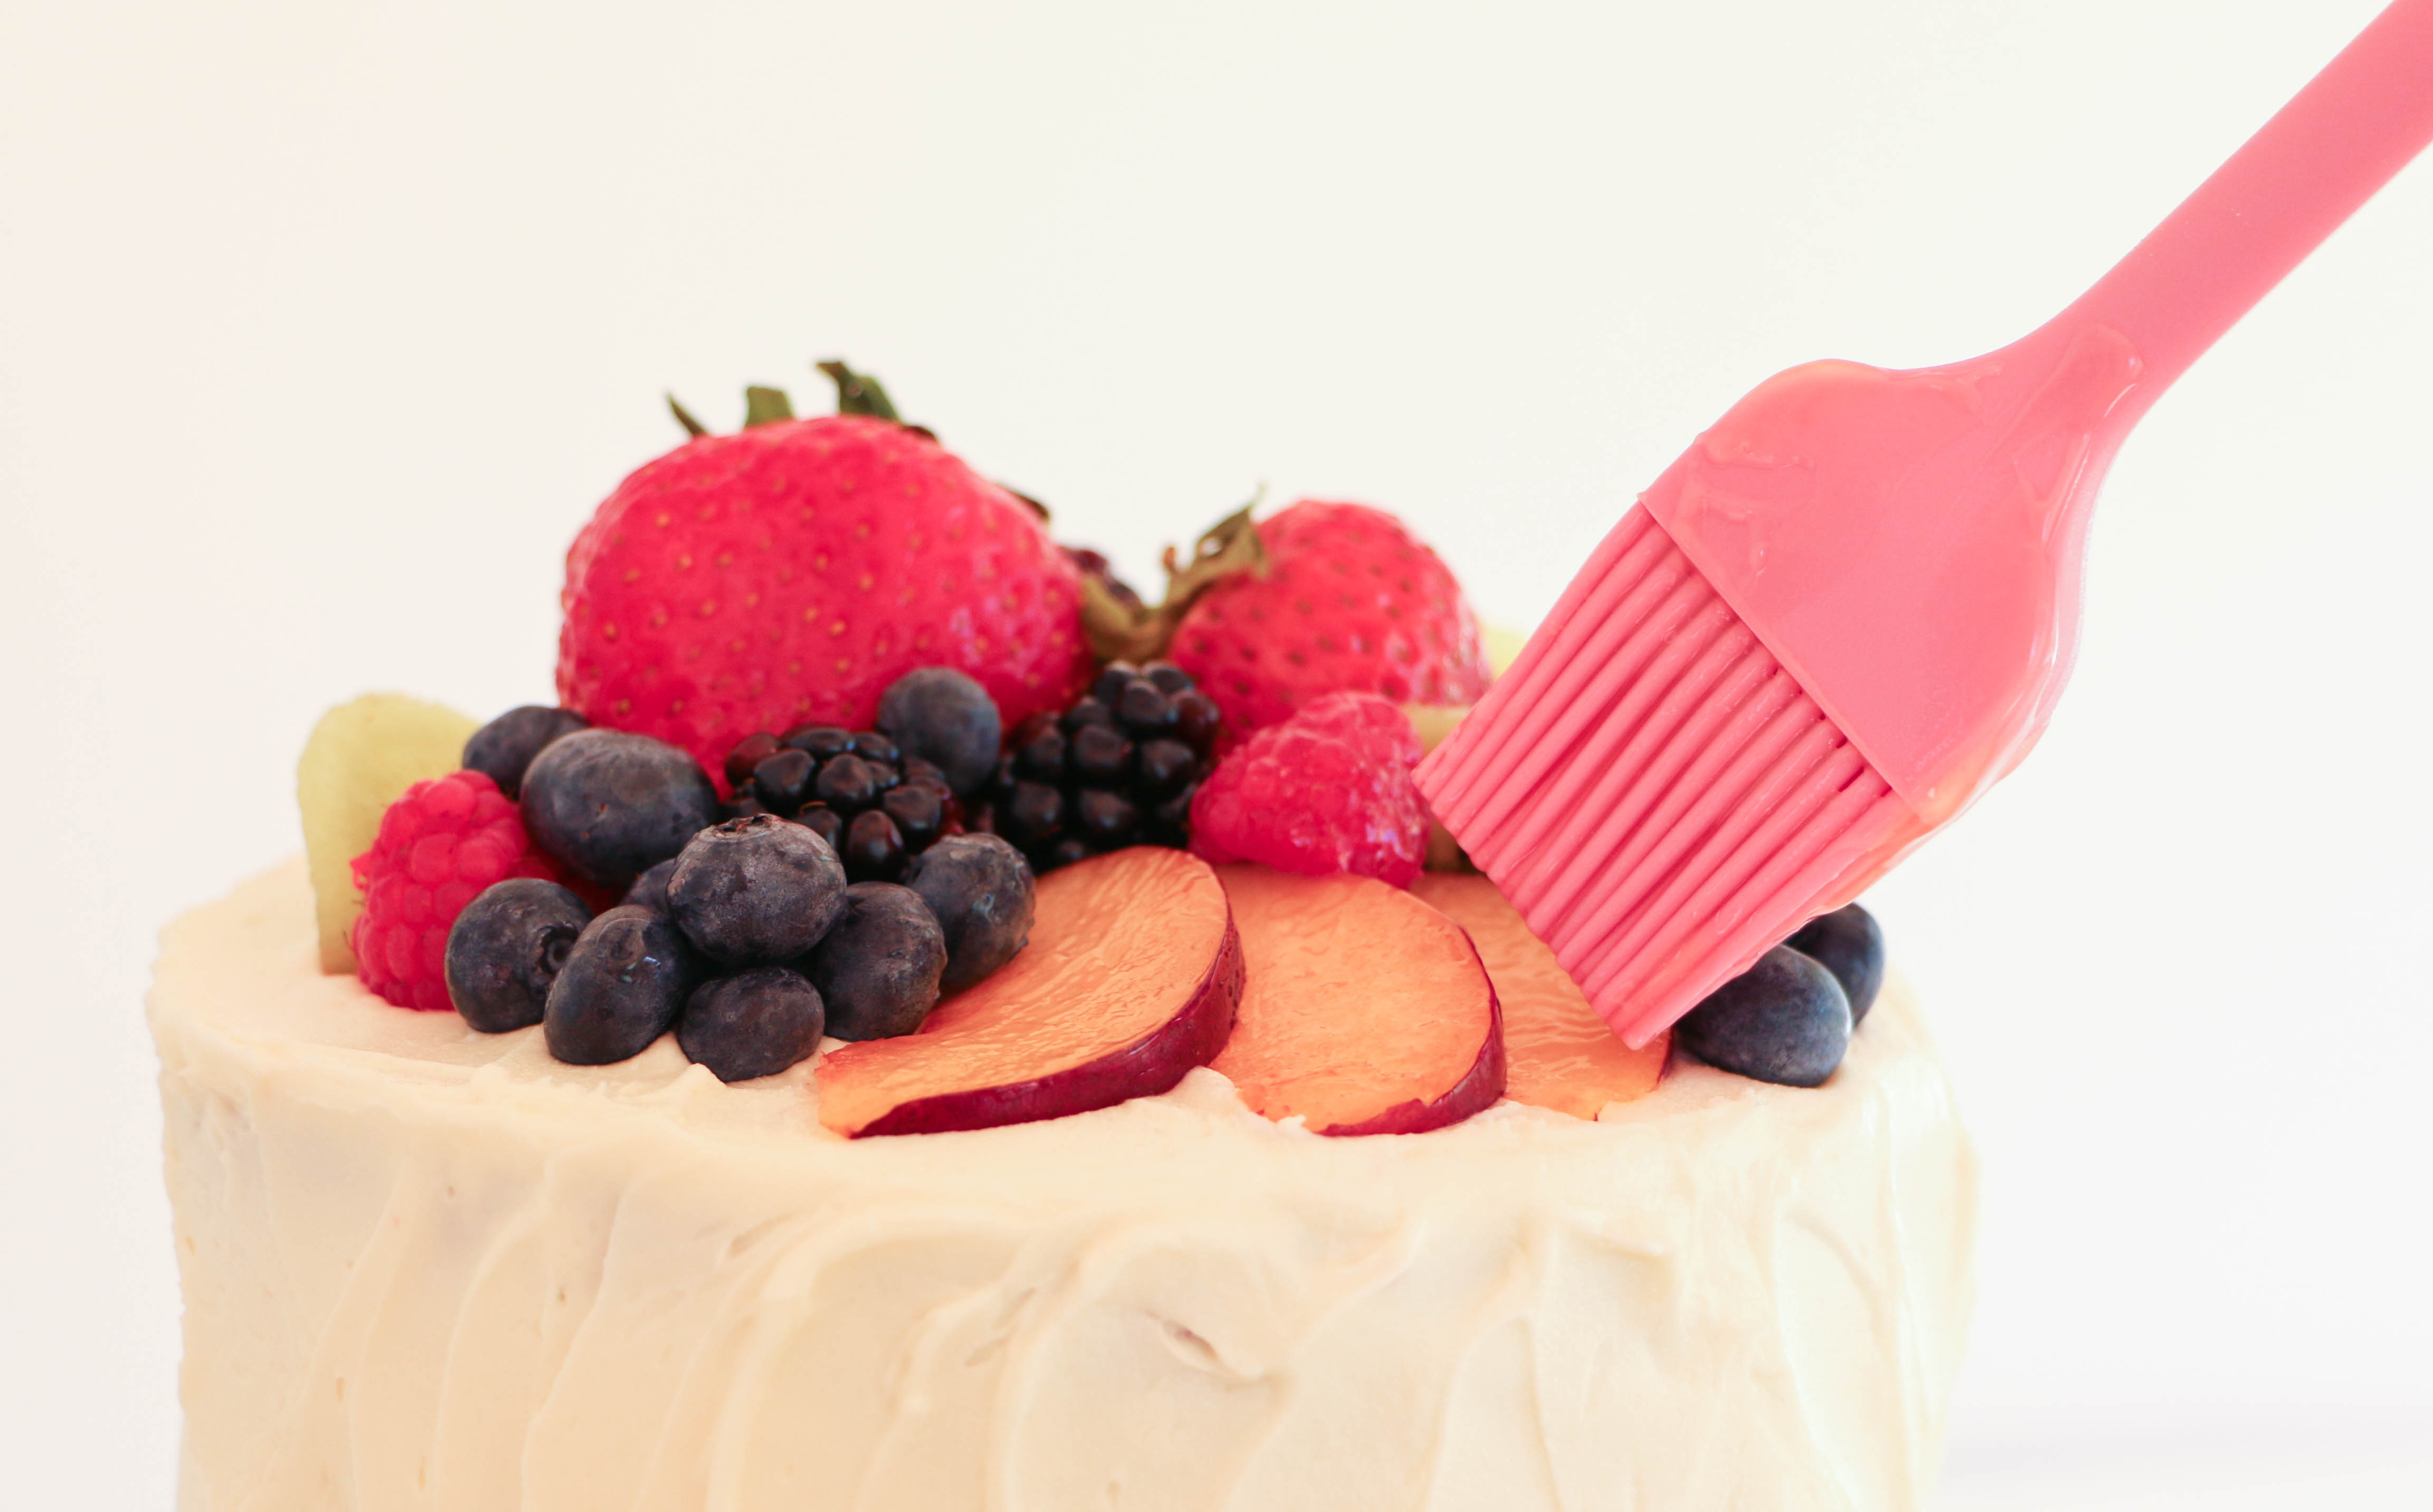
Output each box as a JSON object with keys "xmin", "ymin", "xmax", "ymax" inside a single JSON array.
[{"xmin": 155, "ymin": 860, "xmax": 1975, "ymax": 1511}]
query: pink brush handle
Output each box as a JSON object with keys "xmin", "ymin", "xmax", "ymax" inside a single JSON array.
[{"xmin": 2058, "ymin": 0, "xmax": 2433, "ymax": 420}]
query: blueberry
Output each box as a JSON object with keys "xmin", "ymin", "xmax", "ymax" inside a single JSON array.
[
  {"xmin": 781, "ymin": 724, "xmax": 855, "ymax": 759},
  {"xmin": 849, "ymin": 729, "xmax": 900, "ymax": 765},
  {"xmin": 1067, "ymin": 724, "xmax": 1132, "ymax": 785},
  {"xmin": 723, "ymin": 731, "xmax": 781, "ymax": 790},
  {"xmin": 1142, "ymin": 661, "xmax": 1194, "ymax": 695},
  {"xmin": 881, "ymin": 783, "xmax": 946, "ymax": 849},
  {"xmin": 666, "ymin": 813, "xmax": 849, "ymax": 965},
  {"xmin": 751, "ymin": 747, "xmax": 816, "ymax": 813},
  {"xmin": 794, "ymin": 804, "xmax": 845, "ymax": 850},
  {"xmin": 1783, "ymin": 902, "xmax": 1886, "ymax": 1024},
  {"xmin": 543, "ymin": 905, "xmax": 702, "ymax": 1064},
  {"xmin": 874, "ymin": 667, "xmax": 1002, "ymax": 797},
  {"xmin": 463, "ymin": 706, "xmax": 588, "ymax": 800},
  {"xmin": 803, "ymin": 882, "xmax": 946, "ymax": 1039},
  {"xmin": 1115, "ymin": 679, "xmax": 1175, "ymax": 737},
  {"xmin": 1059, "ymin": 697, "xmax": 1117, "ymax": 734},
  {"xmin": 903, "ymin": 833, "xmax": 1035, "ymax": 992},
  {"xmin": 676, "ymin": 966, "xmax": 826, "ymax": 1081},
  {"xmin": 999, "ymin": 781, "xmax": 1065, "ymax": 847},
  {"xmin": 814, "ymin": 752, "xmax": 881, "ymax": 814},
  {"xmin": 1171, "ymin": 690, "xmax": 1223, "ymax": 753},
  {"xmin": 444, "ymin": 878, "xmax": 593, "ymax": 1032},
  {"xmin": 1133, "ymin": 739, "xmax": 1197, "ymax": 798},
  {"xmin": 520, "ymin": 729, "xmax": 722, "ymax": 888},
  {"xmin": 841, "ymin": 807, "xmax": 908, "ymax": 882},
  {"xmin": 622, "ymin": 858, "xmax": 677, "ymax": 914},
  {"xmin": 1075, "ymin": 788, "xmax": 1138, "ymax": 850},
  {"xmin": 1674, "ymin": 946, "xmax": 1851, "ymax": 1087}
]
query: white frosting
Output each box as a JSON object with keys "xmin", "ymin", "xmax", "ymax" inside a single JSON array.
[{"xmin": 153, "ymin": 859, "xmax": 1977, "ymax": 1511}]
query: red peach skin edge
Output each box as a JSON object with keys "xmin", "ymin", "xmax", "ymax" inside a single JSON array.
[
  {"xmin": 1313, "ymin": 928, "xmax": 1507, "ymax": 1137},
  {"xmin": 846, "ymin": 918, "xmax": 1245, "ymax": 1138}
]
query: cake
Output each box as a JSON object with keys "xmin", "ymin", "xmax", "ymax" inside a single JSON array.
[{"xmin": 152, "ymin": 364, "xmax": 1978, "ymax": 1509}]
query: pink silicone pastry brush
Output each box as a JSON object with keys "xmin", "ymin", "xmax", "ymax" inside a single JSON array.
[{"xmin": 1418, "ymin": 0, "xmax": 2433, "ymax": 1048}]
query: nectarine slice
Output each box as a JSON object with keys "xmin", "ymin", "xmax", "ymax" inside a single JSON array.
[
  {"xmin": 1410, "ymin": 873, "xmax": 1667, "ymax": 1118},
  {"xmin": 816, "ymin": 848, "xmax": 1242, "ymax": 1137},
  {"xmin": 1210, "ymin": 867, "xmax": 1503, "ymax": 1136}
]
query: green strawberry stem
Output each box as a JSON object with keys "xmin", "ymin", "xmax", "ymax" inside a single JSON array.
[
  {"xmin": 818, "ymin": 360, "xmax": 901, "ymax": 422},
  {"xmin": 667, "ymin": 394, "xmax": 711, "ymax": 438},
  {"xmin": 1077, "ymin": 498, "xmax": 1268, "ymax": 664},
  {"xmin": 743, "ymin": 385, "xmax": 795, "ymax": 427}
]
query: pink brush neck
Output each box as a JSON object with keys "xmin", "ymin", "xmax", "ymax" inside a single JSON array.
[{"xmin": 2056, "ymin": 0, "xmax": 2433, "ymax": 431}]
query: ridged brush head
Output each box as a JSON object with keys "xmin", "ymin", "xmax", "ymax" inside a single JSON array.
[{"xmin": 1416, "ymin": 507, "xmax": 1924, "ymax": 1046}]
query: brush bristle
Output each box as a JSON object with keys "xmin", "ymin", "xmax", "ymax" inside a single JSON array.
[{"xmin": 1418, "ymin": 507, "xmax": 1918, "ymax": 1045}]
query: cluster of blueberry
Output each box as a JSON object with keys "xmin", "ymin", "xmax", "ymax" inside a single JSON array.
[
  {"xmin": 1676, "ymin": 903, "xmax": 1887, "ymax": 1087},
  {"xmin": 442, "ymin": 668, "xmax": 1035, "ymax": 1081},
  {"xmin": 978, "ymin": 661, "xmax": 1224, "ymax": 873}
]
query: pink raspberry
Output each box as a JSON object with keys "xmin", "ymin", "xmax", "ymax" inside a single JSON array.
[
  {"xmin": 351, "ymin": 769, "xmax": 559, "ymax": 1011},
  {"xmin": 1189, "ymin": 691, "xmax": 1428, "ymax": 886}
]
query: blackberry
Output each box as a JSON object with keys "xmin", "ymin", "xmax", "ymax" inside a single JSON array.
[
  {"xmin": 979, "ymin": 665, "xmax": 1225, "ymax": 874},
  {"xmin": 716, "ymin": 721, "xmax": 965, "ymax": 876}
]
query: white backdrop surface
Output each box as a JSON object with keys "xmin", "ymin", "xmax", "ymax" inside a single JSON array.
[{"xmin": 3, "ymin": 1, "xmax": 2428, "ymax": 1507}]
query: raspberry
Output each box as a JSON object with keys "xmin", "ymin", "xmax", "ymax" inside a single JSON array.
[
  {"xmin": 1188, "ymin": 691, "xmax": 1427, "ymax": 886},
  {"xmin": 351, "ymin": 769, "xmax": 559, "ymax": 1012}
]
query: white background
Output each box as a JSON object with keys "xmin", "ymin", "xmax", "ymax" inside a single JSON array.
[{"xmin": 4, "ymin": 1, "xmax": 2429, "ymax": 1506}]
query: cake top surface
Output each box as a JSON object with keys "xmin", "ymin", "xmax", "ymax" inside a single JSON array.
[{"xmin": 157, "ymin": 859, "xmax": 1956, "ymax": 1214}]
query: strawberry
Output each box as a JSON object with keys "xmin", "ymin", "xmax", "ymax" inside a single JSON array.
[
  {"xmin": 557, "ymin": 379, "xmax": 1091, "ymax": 784},
  {"xmin": 1164, "ymin": 500, "xmax": 1489, "ymax": 735}
]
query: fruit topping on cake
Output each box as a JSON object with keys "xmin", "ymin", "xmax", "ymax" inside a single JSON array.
[
  {"xmin": 903, "ymin": 833, "xmax": 1036, "ymax": 991},
  {"xmin": 291, "ymin": 356, "xmax": 1921, "ymax": 1128},
  {"xmin": 798, "ymin": 880, "xmax": 949, "ymax": 1041},
  {"xmin": 1673, "ymin": 946, "xmax": 1851, "ymax": 1089},
  {"xmin": 544, "ymin": 905, "xmax": 703, "ymax": 1064},
  {"xmin": 461, "ymin": 705, "xmax": 589, "ymax": 798},
  {"xmin": 442, "ymin": 878, "xmax": 594, "ymax": 1033},
  {"xmin": 1165, "ymin": 500, "xmax": 1491, "ymax": 735},
  {"xmin": 556, "ymin": 364, "xmax": 1091, "ymax": 779},
  {"xmin": 298, "ymin": 693, "xmax": 480, "ymax": 972},
  {"xmin": 1783, "ymin": 901, "xmax": 1886, "ymax": 1023},
  {"xmin": 978, "ymin": 660, "xmax": 1226, "ymax": 873},
  {"xmin": 873, "ymin": 666, "xmax": 1003, "ymax": 798},
  {"xmin": 348, "ymin": 769, "xmax": 563, "ymax": 1011},
  {"xmin": 1208, "ymin": 867, "xmax": 1504, "ymax": 1135},
  {"xmin": 1409, "ymin": 873, "xmax": 1667, "ymax": 1118},
  {"xmin": 520, "ymin": 728, "xmax": 724, "ymax": 890},
  {"xmin": 816, "ymin": 848, "xmax": 1242, "ymax": 1137},
  {"xmin": 718, "ymin": 716, "xmax": 963, "ymax": 882},
  {"xmin": 677, "ymin": 965, "xmax": 829, "ymax": 1083},
  {"xmin": 1189, "ymin": 691, "xmax": 1429, "ymax": 885},
  {"xmin": 665, "ymin": 814, "xmax": 849, "ymax": 964}
]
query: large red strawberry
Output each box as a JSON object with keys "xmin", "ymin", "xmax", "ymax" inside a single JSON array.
[
  {"xmin": 557, "ymin": 403, "xmax": 1091, "ymax": 782},
  {"xmin": 1165, "ymin": 500, "xmax": 1489, "ymax": 735}
]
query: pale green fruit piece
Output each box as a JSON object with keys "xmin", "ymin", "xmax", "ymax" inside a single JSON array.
[{"xmin": 297, "ymin": 693, "xmax": 479, "ymax": 973}]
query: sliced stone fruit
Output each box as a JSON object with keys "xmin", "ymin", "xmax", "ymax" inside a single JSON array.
[
  {"xmin": 1210, "ymin": 866, "xmax": 1503, "ymax": 1136},
  {"xmin": 297, "ymin": 692, "xmax": 479, "ymax": 973},
  {"xmin": 816, "ymin": 847, "xmax": 1242, "ymax": 1137},
  {"xmin": 1410, "ymin": 873, "xmax": 1667, "ymax": 1119}
]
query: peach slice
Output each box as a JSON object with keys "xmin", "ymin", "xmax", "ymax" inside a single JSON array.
[
  {"xmin": 1210, "ymin": 866, "xmax": 1504, "ymax": 1136},
  {"xmin": 816, "ymin": 848, "xmax": 1242, "ymax": 1137},
  {"xmin": 1410, "ymin": 873, "xmax": 1667, "ymax": 1118}
]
